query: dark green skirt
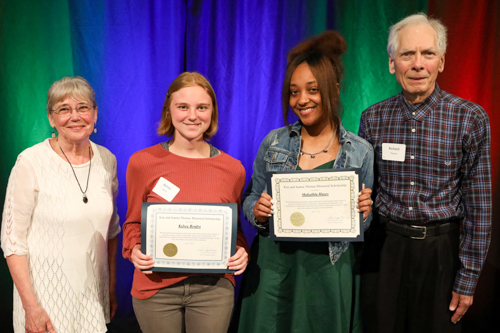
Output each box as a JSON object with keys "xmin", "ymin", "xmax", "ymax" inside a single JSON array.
[{"xmin": 237, "ymin": 235, "xmax": 362, "ymax": 333}]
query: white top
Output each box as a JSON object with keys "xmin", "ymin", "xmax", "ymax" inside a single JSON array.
[{"xmin": 1, "ymin": 139, "xmax": 121, "ymax": 333}]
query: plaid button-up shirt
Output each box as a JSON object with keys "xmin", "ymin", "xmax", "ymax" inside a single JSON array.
[{"xmin": 359, "ymin": 84, "xmax": 491, "ymax": 296}]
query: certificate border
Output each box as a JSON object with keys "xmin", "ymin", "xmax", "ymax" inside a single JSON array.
[
  {"xmin": 266, "ymin": 168, "xmax": 364, "ymax": 242},
  {"xmin": 141, "ymin": 202, "xmax": 237, "ymax": 273}
]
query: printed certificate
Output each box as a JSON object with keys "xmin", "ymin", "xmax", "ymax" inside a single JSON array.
[
  {"xmin": 266, "ymin": 169, "xmax": 363, "ymax": 242},
  {"xmin": 141, "ymin": 203, "xmax": 237, "ymax": 273}
]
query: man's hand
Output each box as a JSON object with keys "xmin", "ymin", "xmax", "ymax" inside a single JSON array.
[{"xmin": 449, "ymin": 291, "xmax": 473, "ymax": 324}]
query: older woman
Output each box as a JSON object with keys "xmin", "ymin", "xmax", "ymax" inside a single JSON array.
[
  {"xmin": 1, "ymin": 76, "xmax": 120, "ymax": 333},
  {"xmin": 122, "ymin": 72, "xmax": 248, "ymax": 333},
  {"xmin": 237, "ymin": 31, "xmax": 374, "ymax": 332}
]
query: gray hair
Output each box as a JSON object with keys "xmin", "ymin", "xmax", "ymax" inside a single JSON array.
[
  {"xmin": 46, "ymin": 76, "xmax": 96, "ymax": 115},
  {"xmin": 387, "ymin": 13, "xmax": 447, "ymax": 59}
]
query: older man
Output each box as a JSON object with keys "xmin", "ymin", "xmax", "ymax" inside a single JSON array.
[{"xmin": 359, "ymin": 13, "xmax": 491, "ymax": 332}]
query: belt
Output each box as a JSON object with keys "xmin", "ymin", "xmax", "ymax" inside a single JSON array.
[{"xmin": 381, "ymin": 217, "xmax": 460, "ymax": 240}]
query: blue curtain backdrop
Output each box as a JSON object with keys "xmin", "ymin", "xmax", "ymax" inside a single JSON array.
[
  {"xmin": 102, "ymin": 0, "xmax": 335, "ymax": 313},
  {"xmin": 1, "ymin": 0, "xmax": 340, "ymax": 319}
]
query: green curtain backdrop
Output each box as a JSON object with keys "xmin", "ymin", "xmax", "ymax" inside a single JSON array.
[
  {"xmin": 338, "ymin": 0, "xmax": 427, "ymax": 130},
  {"xmin": 0, "ymin": 0, "xmax": 73, "ymax": 158}
]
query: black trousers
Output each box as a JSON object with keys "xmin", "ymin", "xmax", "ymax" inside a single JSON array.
[{"xmin": 363, "ymin": 221, "xmax": 462, "ymax": 333}]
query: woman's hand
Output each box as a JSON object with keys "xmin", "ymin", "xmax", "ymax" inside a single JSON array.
[
  {"xmin": 253, "ymin": 192, "xmax": 273, "ymax": 223},
  {"xmin": 109, "ymin": 289, "xmax": 118, "ymax": 320},
  {"xmin": 130, "ymin": 244, "xmax": 154, "ymax": 274},
  {"xmin": 227, "ymin": 246, "xmax": 249, "ymax": 275},
  {"xmin": 358, "ymin": 184, "xmax": 373, "ymax": 220},
  {"xmin": 6, "ymin": 255, "xmax": 56, "ymax": 332},
  {"xmin": 24, "ymin": 304, "xmax": 56, "ymax": 333}
]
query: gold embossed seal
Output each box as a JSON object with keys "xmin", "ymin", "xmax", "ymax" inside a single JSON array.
[
  {"xmin": 290, "ymin": 212, "xmax": 305, "ymax": 226},
  {"xmin": 163, "ymin": 243, "xmax": 178, "ymax": 257}
]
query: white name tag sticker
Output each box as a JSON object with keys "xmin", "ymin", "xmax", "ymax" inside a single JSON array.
[
  {"xmin": 382, "ymin": 143, "xmax": 406, "ymax": 162},
  {"xmin": 153, "ymin": 177, "xmax": 180, "ymax": 202}
]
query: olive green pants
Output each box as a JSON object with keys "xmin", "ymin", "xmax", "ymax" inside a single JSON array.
[{"xmin": 133, "ymin": 275, "xmax": 234, "ymax": 333}]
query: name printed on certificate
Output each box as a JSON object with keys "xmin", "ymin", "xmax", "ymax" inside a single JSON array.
[
  {"xmin": 141, "ymin": 203, "xmax": 237, "ymax": 273},
  {"xmin": 267, "ymin": 169, "xmax": 363, "ymax": 242}
]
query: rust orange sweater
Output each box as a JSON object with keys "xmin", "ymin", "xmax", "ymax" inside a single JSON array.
[{"xmin": 122, "ymin": 144, "xmax": 248, "ymax": 299}]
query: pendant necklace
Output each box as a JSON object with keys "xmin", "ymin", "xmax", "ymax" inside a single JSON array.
[
  {"xmin": 300, "ymin": 129, "xmax": 337, "ymax": 159},
  {"xmin": 60, "ymin": 145, "xmax": 92, "ymax": 203}
]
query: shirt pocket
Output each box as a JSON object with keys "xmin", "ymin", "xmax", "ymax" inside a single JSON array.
[
  {"xmin": 438, "ymin": 143, "xmax": 461, "ymax": 171},
  {"xmin": 432, "ymin": 144, "xmax": 462, "ymax": 185},
  {"xmin": 264, "ymin": 147, "xmax": 296, "ymax": 171}
]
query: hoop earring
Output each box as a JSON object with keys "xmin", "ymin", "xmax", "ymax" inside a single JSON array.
[{"xmin": 52, "ymin": 127, "xmax": 56, "ymax": 139}]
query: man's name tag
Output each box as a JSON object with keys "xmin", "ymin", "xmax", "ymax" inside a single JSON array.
[
  {"xmin": 382, "ymin": 143, "xmax": 406, "ymax": 162},
  {"xmin": 153, "ymin": 177, "xmax": 180, "ymax": 202}
]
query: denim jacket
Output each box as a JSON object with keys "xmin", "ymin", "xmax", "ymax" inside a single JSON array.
[{"xmin": 243, "ymin": 121, "xmax": 374, "ymax": 265}]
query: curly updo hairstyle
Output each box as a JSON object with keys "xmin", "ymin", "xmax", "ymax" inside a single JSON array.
[{"xmin": 282, "ymin": 31, "xmax": 347, "ymax": 130}]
